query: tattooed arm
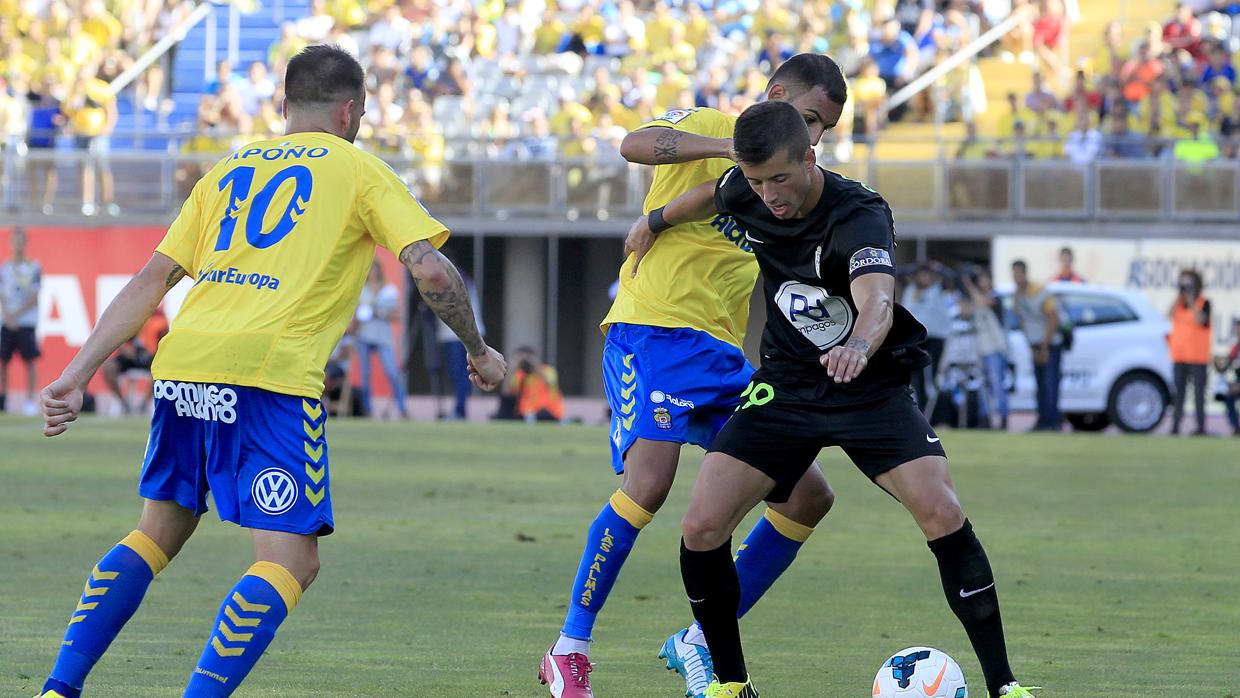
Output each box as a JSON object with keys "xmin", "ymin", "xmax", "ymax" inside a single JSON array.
[
  {"xmin": 619, "ymin": 127, "xmax": 734, "ymax": 165},
  {"xmin": 42, "ymin": 252, "xmax": 186, "ymax": 436},
  {"xmin": 399, "ymin": 241, "xmax": 507, "ymax": 390}
]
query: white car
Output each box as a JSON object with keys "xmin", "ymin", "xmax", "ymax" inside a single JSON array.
[{"xmin": 999, "ymin": 283, "xmax": 1173, "ymax": 432}]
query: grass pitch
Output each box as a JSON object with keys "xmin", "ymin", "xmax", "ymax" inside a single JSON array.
[{"xmin": 1, "ymin": 416, "xmax": 1237, "ymax": 697}]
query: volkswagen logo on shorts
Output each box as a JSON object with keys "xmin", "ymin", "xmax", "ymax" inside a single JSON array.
[{"xmin": 251, "ymin": 468, "xmax": 298, "ymax": 515}]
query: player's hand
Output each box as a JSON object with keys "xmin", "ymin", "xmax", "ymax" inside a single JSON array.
[
  {"xmin": 820, "ymin": 345, "xmax": 869, "ymax": 384},
  {"xmin": 624, "ymin": 215, "xmax": 656, "ymax": 278},
  {"xmin": 467, "ymin": 345, "xmax": 507, "ymax": 392},
  {"xmin": 41, "ymin": 376, "xmax": 85, "ymax": 437}
]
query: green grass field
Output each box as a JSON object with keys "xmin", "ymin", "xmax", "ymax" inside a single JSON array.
[{"xmin": 2, "ymin": 415, "xmax": 1238, "ymax": 697}]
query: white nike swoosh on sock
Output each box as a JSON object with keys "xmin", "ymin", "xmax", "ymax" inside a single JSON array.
[{"xmin": 959, "ymin": 582, "xmax": 995, "ymax": 598}]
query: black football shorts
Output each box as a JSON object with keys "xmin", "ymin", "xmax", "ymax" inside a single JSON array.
[{"xmin": 709, "ymin": 368, "xmax": 947, "ymax": 502}]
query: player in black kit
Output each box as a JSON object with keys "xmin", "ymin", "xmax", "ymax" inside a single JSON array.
[{"xmin": 625, "ymin": 100, "xmax": 1038, "ymax": 698}]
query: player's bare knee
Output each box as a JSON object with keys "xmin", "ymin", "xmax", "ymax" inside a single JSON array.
[
  {"xmin": 681, "ymin": 512, "xmax": 729, "ymax": 551},
  {"xmin": 920, "ymin": 497, "xmax": 966, "ymax": 539},
  {"xmin": 295, "ymin": 555, "xmax": 321, "ymax": 590}
]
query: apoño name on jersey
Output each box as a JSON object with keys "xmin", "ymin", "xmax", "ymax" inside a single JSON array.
[
  {"xmin": 849, "ymin": 247, "xmax": 893, "ymax": 274},
  {"xmin": 774, "ymin": 281, "xmax": 854, "ymax": 350}
]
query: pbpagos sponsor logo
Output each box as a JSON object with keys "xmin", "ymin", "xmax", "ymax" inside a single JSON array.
[{"xmin": 153, "ymin": 380, "xmax": 238, "ymax": 423}]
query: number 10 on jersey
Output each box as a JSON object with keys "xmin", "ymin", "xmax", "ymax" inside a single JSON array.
[{"xmin": 216, "ymin": 165, "xmax": 314, "ymax": 251}]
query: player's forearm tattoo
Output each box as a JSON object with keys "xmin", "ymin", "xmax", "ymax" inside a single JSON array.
[
  {"xmin": 653, "ymin": 129, "xmax": 682, "ymax": 164},
  {"xmin": 845, "ymin": 337, "xmax": 872, "ymax": 355},
  {"xmin": 400, "ymin": 241, "xmax": 486, "ymax": 355},
  {"xmin": 165, "ymin": 264, "xmax": 186, "ymax": 288}
]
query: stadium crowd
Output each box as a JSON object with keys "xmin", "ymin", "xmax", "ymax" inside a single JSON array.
[{"xmin": 7, "ymin": 0, "xmax": 1240, "ymax": 207}]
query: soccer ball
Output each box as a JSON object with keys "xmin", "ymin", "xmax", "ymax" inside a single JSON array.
[{"xmin": 872, "ymin": 647, "xmax": 968, "ymax": 698}]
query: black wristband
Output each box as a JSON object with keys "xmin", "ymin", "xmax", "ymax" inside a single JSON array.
[{"xmin": 648, "ymin": 206, "xmax": 673, "ymax": 235}]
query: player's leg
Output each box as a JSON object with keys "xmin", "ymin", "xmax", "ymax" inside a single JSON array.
[
  {"xmin": 182, "ymin": 530, "xmax": 315, "ymax": 697},
  {"xmin": 680, "ymin": 452, "xmax": 775, "ymax": 690},
  {"xmin": 39, "ymin": 499, "xmax": 197, "ymax": 698},
  {"xmin": 182, "ymin": 387, "xmax": 331, "ymax": 697},
  {"xmin": 876, "ymin": 457, "xmax": 1029, "ymax": 698}
]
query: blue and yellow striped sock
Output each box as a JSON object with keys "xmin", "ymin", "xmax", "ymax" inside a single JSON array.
[
  {"xmin": 184, "ymin": 562, "xmax": 302, "ymax": 697},
  {"xmin": 560, "ymin": 489, "xmax": 653, "ymax": 641},
  {"xmin": 734, "ymin": 508, "xmax": 814, "ymax": 618},
  {"xmin": 43, "ymin": 530, "xmax": 170, "ymax": 698}
]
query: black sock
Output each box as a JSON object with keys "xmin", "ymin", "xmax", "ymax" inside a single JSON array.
[
  {"xmin": 681, "ymin": 538, "xmax": 746, "ymax": 684},
  {"xmin": 927, "ymin": 520, "xmax": 1015, "ymax": 697}
]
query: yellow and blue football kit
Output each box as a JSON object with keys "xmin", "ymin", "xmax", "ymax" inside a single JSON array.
[
  {"xmin": 139, "ymin": 131, "xmax": 449, "ymax": 537},
  {"xmin": 599, "ymin": 107, "xmax": 757, "ymax": 473},
  {"xmin": 562, "ymin": 108, "xmax": 788, "ymax": 660},
  {"xmin": 42, "ymin": 131, "xmax": 450, "ymax": 698}
]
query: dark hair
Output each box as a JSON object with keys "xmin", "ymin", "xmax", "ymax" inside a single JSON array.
[
  {"xmin": 1059, "ymin": 246, "xmax": 1073, "ymax": 257},
  {"xmin": 285, "ymin": 44, "xmax": 365, "ymax": 105},
  {"xmin": 733, "ymin": 100, "xmax": 810, "ymax": 166},
  {"xmin": 1179, "ymin": 268, "xmax": 1203, "ymax": 288},
  {"xmin": 767, "ymin": 53, "xmax": 848, "ymax": 107},
  {"xmin": 1012, "ymin": 259, "xmax": 1028, "ymax": 271}
]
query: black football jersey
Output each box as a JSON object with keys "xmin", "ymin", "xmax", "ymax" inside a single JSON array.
[{"xmin": 714, "ymin": 165, "xmax": 929, "ymax": 398}]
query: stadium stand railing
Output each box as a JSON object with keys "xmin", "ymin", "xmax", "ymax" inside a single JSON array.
[{"xmin": 3, "ymin": 141, "xmax": 1239, "ymax": 225}]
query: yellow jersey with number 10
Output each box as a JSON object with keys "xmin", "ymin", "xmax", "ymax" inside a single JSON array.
[
  {"xmin": 601, "ymin": 107, "xmax": 756, "ymax": 348},
  {"xmin": 153, "ymin": 131, "xmax": 449, "ymax": 398}
]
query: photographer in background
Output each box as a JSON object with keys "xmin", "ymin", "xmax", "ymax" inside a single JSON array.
[
  {"xmin": 901, "ymin": 262, "xmax": 955, "ymax": 414},
  {"xmin": 961, "ymin": 268, "xmax": 1013, "ymax": 430},
  {"xmin": 1168, "ymin": 269, "xmax": 1211, "ymax": 436}
]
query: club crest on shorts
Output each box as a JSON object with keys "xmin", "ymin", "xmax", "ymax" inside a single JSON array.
[
  {"xmin": 653, "ymin": 406, "xmax": 673, "ymax": 430},
  {"xmin": 251, "ymin": 468, "xmax": 298, "ymax": 515}
]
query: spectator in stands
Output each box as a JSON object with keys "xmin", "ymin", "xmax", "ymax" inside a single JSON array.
[
  {"xmin": 268, "ymin": 22, "xmax": 306, "ymax": 78},
  {"xmin": 1173, "ymin": 114, "xmax": 1220, "ymax": 162},
  {"xmin": 758, "ymin": 30, "xmax": 793, "ymax": 75},
  {"xmin": 853, "ymin": 58, "xmax": 887, "ymax": 137},
  {"xmin": 296, "ymin": 0, "xmax": 335, "ymax": 43},
  {"xmin": 404, "ymin": 102, "xmax": 445, "ymax": 200},
  {"xmin": 0, "ymin": 227, "xmax": 41, "ymax": 415},
  {"xmin": 481, "ymin": 101, "xmax": 519, "ymax": 148},
  {"xmin": 204, "ymin": 60, "xmax": 238, "ymax": 96},
  {"xmin": 1093, "ymin": 20, "xmax": 1127, "ymax": 77},
  {"xmin": 1011, "ymin": 259, "xmax": 1063, "ymax": 431},
  {"xmin": 25, "ymin": 79, "xmax": 62, "ymax": 215},
  {"xmin": 327, "ymin": 24, "xmax": 359, "ymax": 58},
  {"xmin": 1219, "ymin": 94, "xmax": 1240, "ymax": 155},
  {"xmin": 1200, "ymin": 44, "xmax": 1235, "ymax": 85},
  {"xmin": 999, "ymin": 0, "xmax": 1035, "ymax": 65},
  {"xmin": 236, "ymin": 61, "xmax": 275, "ymax": 117},
  {"xmin": 1105, "ymin": 105, "xmax": 1149, "ymax": 158},
  {"xmin": 147, "ymin": 0, "xmax": 195, "ymax": 111},
  {"xmin": 1169, "ymin": 268, "xmax": 1212, "ymax": 435},
  {"xmin": 82, "ymin": 0, "xmax": 123, "ymax": 51},
  {"xmin": 504, "ymin": 110, "xmax": 557, "ymax": 159},
  {"xmin": 1064, "ymin": 106, "xmax": 1104, "ymax": 163},
  {"xmin": 1052, "ymin": 246, "xmax": 1085, "ymax": 282},
  {"xmin": 368, "ymin": 5, "xmax": 410, "ymax": 54},
  {"xmin": 1121, "ymin": 39, "xmax": 1167, "ymax": 103},
  {"xmin": 434, "ymin": 58, "xmax": 470, "ymax": 100},
  {"xmin": 902, "ymin": 263, "xmax": 954, "ymax": 413},
  {"xmin": 1033, "ymin": 0, "xmax": 1070, "ymax": 88},
  {"xmin": 405, "ymin": 45, "xmax": 439, "ymax": 94},
  {"xmin": 870, "ymin": 18, "xmax": 920, "ymax": 120},
  {"xmin": 355, "ymin": 260, "xmax": 409, "ymax": 420},
  {"xmin": 68, "ymin": 64, "xmax": 118, "ymax": 216},
  {"xmin": 1163, "ymin": 3, "xmax": 1204, "ymax": 63},
  {"xmin": 1062, "ymin": 70, "xmax": 1101, "ymax": 113}
]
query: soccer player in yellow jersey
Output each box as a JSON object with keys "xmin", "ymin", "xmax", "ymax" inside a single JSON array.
[
  {"xmin": 34, "ymin": 45, "xmax": 506, "ymax": 698},
  {"xmin": 539, "ymin": 55, "xmax": 847, "ymax": 698}
]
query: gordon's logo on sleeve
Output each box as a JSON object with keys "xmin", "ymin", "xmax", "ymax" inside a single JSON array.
[{"xmin": 849, "ymin": 247, "xmax": 893, "ymax": 274}]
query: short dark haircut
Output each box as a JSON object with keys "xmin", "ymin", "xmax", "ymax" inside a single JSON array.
[
  {"xmin": 733, "ymin": 100, "xmax": 810, "ymax": 166},
  {"xmin": 1059, "ymin": 246, "xmax": 1073, "ymax": 257},
  {"xmin": 285, "ymin": 44, "xmax": 365, "ymax": 105},
  {"xmin": 767, "ymin": 53, "xmax": 848, "ymax": 107},
  {"xmin": 1012, "ymin": 259, "xmax": 1028, "ymax": 272}
]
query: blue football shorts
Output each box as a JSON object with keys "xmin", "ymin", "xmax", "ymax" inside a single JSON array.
[
  {"xmin": 601, "ymin": 323, "xmax": 754, "ymax": 474},
  {"xmin": 138, "ymin": 380, "xmax": 334, "ymax": 536}
]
